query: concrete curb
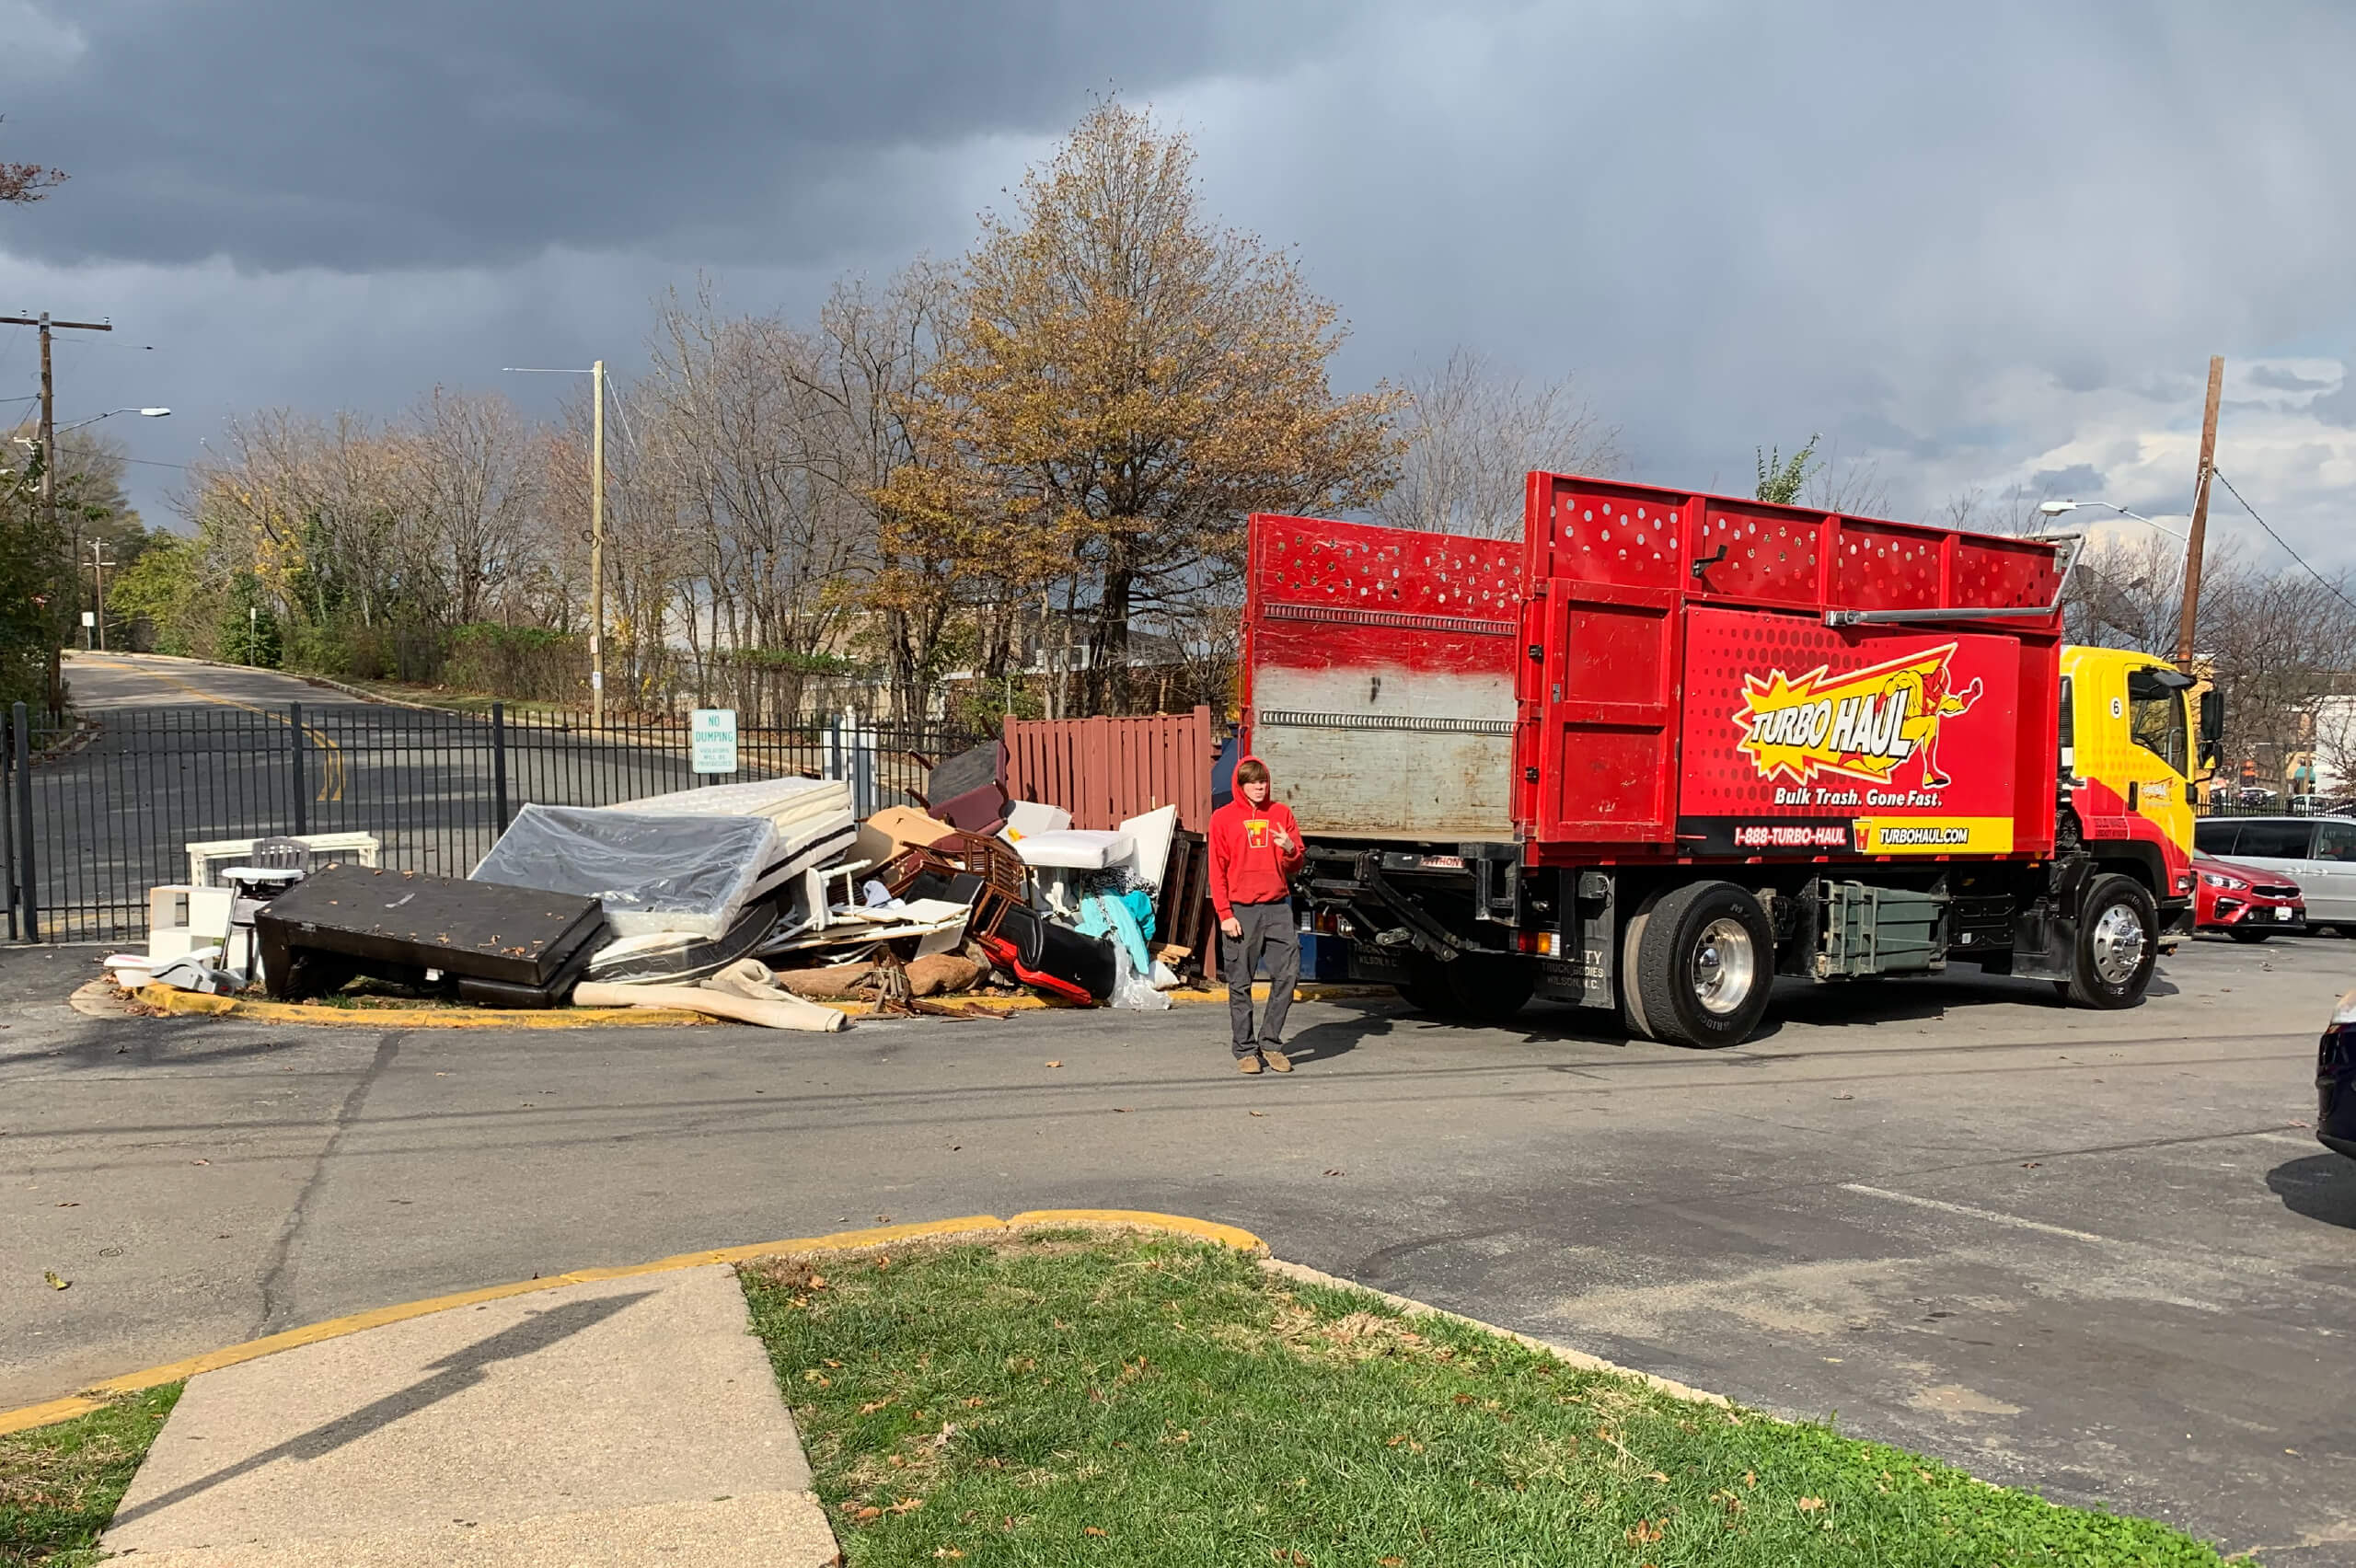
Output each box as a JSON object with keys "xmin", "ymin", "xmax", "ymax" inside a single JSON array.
[
  {"xmin": 125, "ymin": 980, "xmax": 1398, "ymax": 1029},
  {"xmin": 0, "ymin": 1206, "xmax": 1749, "ymax": 1445},
  {"xmin": 1258, "ymin": 1258, "xmax": 1733, "ymax": 1410},
  {"xmin": 0, "ymin": 1210, "xmax": 1265, "ymax": 1436}
]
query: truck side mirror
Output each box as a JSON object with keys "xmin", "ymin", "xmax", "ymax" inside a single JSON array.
[{"xmin": 2198, "ymin": 689, "xmax": 2223, "ymax": 769}]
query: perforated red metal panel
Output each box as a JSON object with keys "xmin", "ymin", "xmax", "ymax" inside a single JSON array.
[
  {"xmin": 1256, "ymin": 514, "xmax": 1519, "ymax": 618},
  {"xmin": 1952, "ymin": 533, "xmax": 2065, "ymax": 611},
  {"xmin": 1692, "ymin": 499, "xmax": 1826, "ymax": 606},
  {"xmin": 1523, "ymin": 477, "xmax": 1692, "ymax": 593},
  {"xmin": 1829, "ymin": 522, "xmax": 1947, "ymax": 611}
]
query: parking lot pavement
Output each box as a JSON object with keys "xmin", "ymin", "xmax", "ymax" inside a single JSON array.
[{"xmin": 4, "ymin": 933, "xmax": 2352, "ymax": 1561}]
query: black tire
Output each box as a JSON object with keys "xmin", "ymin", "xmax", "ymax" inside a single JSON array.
[
  {"xmin": 1394, "ymin": 957, "xmax": 1453, "ymax": 1015},
  {"xmin": 1442, "ymin": 952, "xmax": 1535, "ymax": 1023},
  {"xmin": 2061, "ymin": 873, "xmax": 2158, "ymax": 1009},
  {"xmin": 1395, "ymin": 952, "xmax": 1532, "ymax": 1023},
  {"xmin": 1633, "ymin": 881, "xmax": 1774, "ymax": 1048},
  {"xmin": 1617, "ymin": 906, "xmax": 1654, "ymax": 1039},
  {"xmin": 2227, "ymin": 928, "xmax": 2273, "ymax": 945}
]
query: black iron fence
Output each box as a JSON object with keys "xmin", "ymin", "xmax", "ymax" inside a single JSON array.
[{"xmin": 2, "ymin": 701, "xmax": 988, "ymax": 943}]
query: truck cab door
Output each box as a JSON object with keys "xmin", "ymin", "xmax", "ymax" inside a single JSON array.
[{"xmin": 2124, "ymin": 663, "xmax": 2198, "ymax": 897}]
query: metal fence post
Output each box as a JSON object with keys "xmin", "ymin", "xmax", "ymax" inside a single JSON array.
[
  {"xmin": 288, "ymin": 701, "xmax": 308, "ymax": 836},
  {"xmin": 491, "ymin": 701, "xmax": 511, "ymax": 830},
  {"xmin": 12, "ymin": 702, "xmax": 35, "ymax": 942}
]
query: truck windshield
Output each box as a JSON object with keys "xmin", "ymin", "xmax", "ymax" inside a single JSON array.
[{"xmin": 2128, "ymin": 667, "xmax": 2189, "ymax": 773}]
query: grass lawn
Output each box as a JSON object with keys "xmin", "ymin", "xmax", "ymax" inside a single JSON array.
[
  {"xmin": 741, "ymin": 1232, "xmax": 2232, "ymax": 1567},
  {"xmin": 0, "ymin": 1386, "xmax": 180, "ymax": 1567}
]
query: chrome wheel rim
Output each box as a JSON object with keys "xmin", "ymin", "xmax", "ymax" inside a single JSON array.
[
  {"xmin": 2090, "ymin": 902, "xmax": 2147, "ymax": 986},
  {"xmin": 1692, "ymin": 917, "xmax": 1756, "ymax": 1015}
]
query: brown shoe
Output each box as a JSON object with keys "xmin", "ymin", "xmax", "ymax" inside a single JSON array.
[
  {"xmin": 1235, "ymin": 1054, "xmax": 1263, "ymax": 1074},
  {"xmin": 1261, "ymin": 1047, "xmax": 1292, "ymax": 1073}
]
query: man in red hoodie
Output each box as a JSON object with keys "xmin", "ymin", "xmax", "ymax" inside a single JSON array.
[{"xmin": 1209, "ymin": 755, "xmax": 1306, "ymax": 1073}]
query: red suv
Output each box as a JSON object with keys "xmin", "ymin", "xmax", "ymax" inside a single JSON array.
[{"xmin": 2194, "ymin": 853, "xmax": 2305, "ymax": 942}]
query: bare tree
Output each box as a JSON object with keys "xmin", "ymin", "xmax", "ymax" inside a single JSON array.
[
  {"xmin": 1940, "ymin": 481, "xmax": 2054, "ymax": 537},
  {"xmin": 1374, "ymin": 347, "xmax": 1619, "ymax": 538},
  {"xmin": 402, "ymin": 387, "xmax": 538, "ymax": 627},
  {"xmin": 791, "ymin": 264, "xmax": 969, "ymax": 719},
  {"xmin": 1801, "ymin": 439, "xmax": 1889, "ymax": 517},
  {"xmin": 641, "ymin": 283, "xmax": 865, "ymax": 666}
]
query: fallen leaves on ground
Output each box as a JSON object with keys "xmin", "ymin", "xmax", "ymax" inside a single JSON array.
[{"xmin": 42, "ymin": 1270, "xmax": 70, "ymax": 1290}]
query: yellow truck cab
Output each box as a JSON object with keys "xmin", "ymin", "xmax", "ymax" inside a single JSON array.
[{"xmin": 2058, "ymin": 646, "xmax": 2212, "ymax": 934}]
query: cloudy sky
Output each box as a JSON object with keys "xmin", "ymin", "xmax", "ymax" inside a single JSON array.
[{"xmin": 2, "ymin": 0, "xmax": 2350, "ymax": 571}]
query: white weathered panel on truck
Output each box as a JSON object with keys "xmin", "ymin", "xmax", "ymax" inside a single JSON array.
[{"xmin": 1251, "ymin": 664, "xmax": 1515, "ymax": 840}]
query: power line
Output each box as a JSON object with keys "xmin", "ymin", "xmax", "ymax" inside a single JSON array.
[{"xmin": 2209, "ymin": 467, "xmax": 2356, "ymax": 617}]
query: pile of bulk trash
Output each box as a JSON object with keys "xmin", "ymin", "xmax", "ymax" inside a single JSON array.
[{"xmin": 113, "ymin": 742, "xmax": 1197, "ymax": 1032}]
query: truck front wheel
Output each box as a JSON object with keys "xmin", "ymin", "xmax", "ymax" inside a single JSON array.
[
  {"xmin": 1633, "ymin": 882, "xmax": 1774, "ymax": 1048},
  {"xmin": 2057, "ymin": 873, "xmax": 2157, "ymax": 1009}
]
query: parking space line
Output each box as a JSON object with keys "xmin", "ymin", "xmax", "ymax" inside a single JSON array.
[{"xmin": 1837, "ymin": 1182, "xmax": 2118, "ymax": 1246}]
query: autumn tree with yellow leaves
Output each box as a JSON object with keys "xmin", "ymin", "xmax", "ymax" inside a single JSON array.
[{"xmin": 888, "ymin": 101, "xmax": 1403, "ymax": 715}]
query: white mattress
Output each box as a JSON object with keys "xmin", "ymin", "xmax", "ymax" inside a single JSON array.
[{"xmin": 613, "ymin": 778, "xmax": 856, "ymax": 899}]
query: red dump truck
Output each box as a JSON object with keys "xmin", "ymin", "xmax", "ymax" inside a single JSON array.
[{"xmin": 1241, "ymin": 472, "xmax": 2208, "ymax": 1046}]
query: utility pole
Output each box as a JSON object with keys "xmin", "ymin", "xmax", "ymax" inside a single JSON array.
[
  {"xmin": 1, "ymin": 312, "xmax": 112, "ymax": 693},
  {"xmin": 84, "ymin": 539, "xmax": 117, "ymax": 651},
  {"xmin": 2175, "ymin": 354, "xmax": 2224, "ymax": 674},
  {"xmin": 591, "ymin": 358, "xmax": 606, "ymax": 729}
]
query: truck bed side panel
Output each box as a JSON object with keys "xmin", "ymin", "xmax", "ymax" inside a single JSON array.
[
  {"xmin": 1242, "ymin": 515, "xmax": 1520, "ymax": 841},
  {"xmin": 1676, "ymin": 606, "xmax": 2039, "ymax": 858}
]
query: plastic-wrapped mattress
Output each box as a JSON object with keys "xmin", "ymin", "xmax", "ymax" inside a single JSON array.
[
  {"xmin": 615, "ymin": 778, "xmax": 858, "ymax": 898},
  {"xmin": 471, "ymin": 805, "xmax": 778, "ymax": 938}
]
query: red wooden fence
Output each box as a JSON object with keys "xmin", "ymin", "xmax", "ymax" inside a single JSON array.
[{"xmin": 1000, "ymin": 707, "xmax": 1216, "ymax": 832}]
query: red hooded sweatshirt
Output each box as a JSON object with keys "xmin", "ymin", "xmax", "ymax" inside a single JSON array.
[{"xmin": 1208, "ymin": 755, "xmax": 1306, "ymax": 918}]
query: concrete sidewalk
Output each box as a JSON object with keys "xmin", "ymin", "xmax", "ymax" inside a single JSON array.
[{"xmin": 98, "ymin": 1266, "xmax": 839, "ymax": 1566}]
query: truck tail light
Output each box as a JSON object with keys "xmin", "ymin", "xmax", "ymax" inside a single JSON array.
[{"xmin": 1516, "ymin": 931, "xmax": 1564, "ymax": 957}]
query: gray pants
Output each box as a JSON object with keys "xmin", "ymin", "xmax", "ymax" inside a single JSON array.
[{"xmin": 1221, "ymin": 899, "xmax": 1299, "ymax": 1055}]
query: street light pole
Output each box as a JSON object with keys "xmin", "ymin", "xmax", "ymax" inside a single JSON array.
[
  {"xmin": 503, "ymin": 362, "xmax": 608, "ymax": 727},
  {"xmin": 2037, "ymin": 499, "xmax": 2189, "ymax": 540}
]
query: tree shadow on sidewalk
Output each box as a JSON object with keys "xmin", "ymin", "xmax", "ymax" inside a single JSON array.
[{"xmin": 108, "ymin": 1289, "xmax": 656, "ymax": 1531}]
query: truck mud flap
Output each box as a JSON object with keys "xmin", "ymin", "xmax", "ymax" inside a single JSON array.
[{"xmin": 2011, "ymin": 860, "xmax": 2091, "ymax": 982}]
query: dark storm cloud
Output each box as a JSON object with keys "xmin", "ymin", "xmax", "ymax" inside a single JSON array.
[
  {"xmin": 2247, "ymin": 365, "xmax": 2333, "ymax": 393},
  {"xmin": 2030, "ymin": 464, "xmax": 2104, "ymax": 496},
  {"xmin": 2, "ymin": 0, "xmax": 1341, "ymax": 270},
  {"xmin": 4, "ymin": 0, "xmax": 2352, "ymax": 561}
]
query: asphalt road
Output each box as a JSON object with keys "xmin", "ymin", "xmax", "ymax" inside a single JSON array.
[
  {"xmin": 61, "ymin": 651, "xmax": 356, "ymax": 711},
  {"xmin": 4, "ymin": 932, "xmax": 2352, "ymax": 1561}
]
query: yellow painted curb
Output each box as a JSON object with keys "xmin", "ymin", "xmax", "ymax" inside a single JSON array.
[
  {"xmin": 133, "ymin": 984, "xmax": 720, "ymax": 1028},
  {"xmin": 0, "ymin": 1211, "xmax": 1265, "ymax": 1437},
  {"xmin": 124, "ymin": 980, "xmax": 1395, "ymax": 1029}
]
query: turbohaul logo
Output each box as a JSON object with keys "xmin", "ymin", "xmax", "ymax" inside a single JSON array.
[{"xmin": 1735, "ymin": 644, "xmax": 1982, "ymax": 791}]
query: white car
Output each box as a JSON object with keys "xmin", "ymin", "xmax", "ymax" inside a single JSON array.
[{"xmin": 2192, "ymin": 816, "xmax": 2356, "ymax": 933}]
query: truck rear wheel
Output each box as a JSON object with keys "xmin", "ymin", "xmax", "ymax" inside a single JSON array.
[
  {"xmin": 1634, "ymin": 882, "xmax": 1773, "ymax": 1048},
  {"xmin": 2057, "ymin": 873, "xmax": 2157, "ymax": 1009},
  {"xmin": 1395, "ymin": 952, "xmax": 1533, "ymax": 1023},
  {"xmin": 1395, "ymin": 956, "xmax": 1453, "ymax": 1015}
]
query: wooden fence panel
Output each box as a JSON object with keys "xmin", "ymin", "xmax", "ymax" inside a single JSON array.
[{"xmin": 1000, "ymin": 707, "xmax": 1215, "ymax": 832}]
